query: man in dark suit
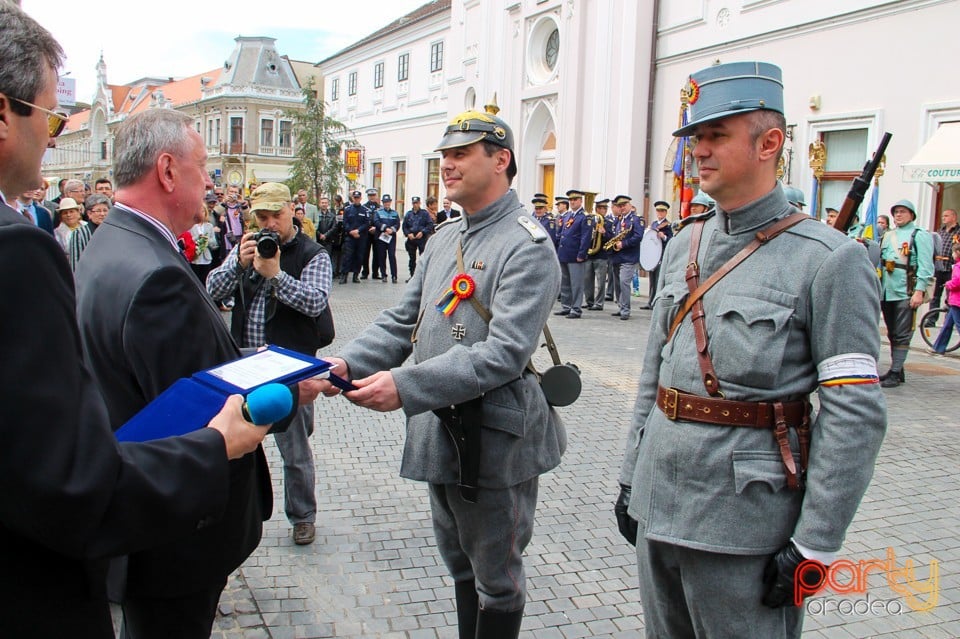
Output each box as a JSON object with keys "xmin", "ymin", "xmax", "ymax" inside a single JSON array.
[
  {"xmin": 15, "ymin": 187, "xmax": 54, "ymax": 233},
  {"xmin": 76, "ymin": 108, "xmax": 316, "ymax": 639},
  {"xmin": 0, "ymin": 5, "xmax": 272, "ymax": 637}
]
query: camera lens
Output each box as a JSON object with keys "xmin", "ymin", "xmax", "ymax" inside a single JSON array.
[{"xmin": 256, "ymin": 232, "xmax": 279, "ymax": 258}]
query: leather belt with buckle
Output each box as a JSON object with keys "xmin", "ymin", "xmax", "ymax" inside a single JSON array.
[{"xmin": 656, "ymin": 385, "xmax": 806, "ymax": 429}]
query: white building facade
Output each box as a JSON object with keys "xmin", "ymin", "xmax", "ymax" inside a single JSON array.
[{"xmin": 320, "ymin": 0, "xmax": 957, "ymax": 227}]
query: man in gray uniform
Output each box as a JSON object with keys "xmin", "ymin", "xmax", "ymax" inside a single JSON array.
[
  {"xmin": 614, "ymin": 61, "xmax": 886, "ymax": 638},
  {"xmin": 318, "ymin": 106, "xmax": 565, "ymax": 639}
]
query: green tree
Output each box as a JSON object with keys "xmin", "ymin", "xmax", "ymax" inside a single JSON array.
[{"xmin": 285, "ymin": 77, "xmax": 357, "ymax": 202}]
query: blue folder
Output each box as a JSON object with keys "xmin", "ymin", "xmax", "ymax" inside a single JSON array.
[{"xmin": 115, "ymin": 345, "xmax": 355, "ymax": 442}]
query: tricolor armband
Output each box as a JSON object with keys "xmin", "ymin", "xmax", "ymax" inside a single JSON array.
[{"xmin": 817, "ymin": 353, "xmax": 879, "ymax": 387}]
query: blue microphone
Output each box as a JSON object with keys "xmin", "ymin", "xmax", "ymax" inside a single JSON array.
[{"xmin": 242, "ymin": 383, "xmax": 293, "ymax": 425}]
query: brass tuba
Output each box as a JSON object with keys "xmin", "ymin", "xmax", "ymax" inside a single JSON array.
[{"xmin": 585, "ymin": 191, "xmax": 605, "ymax": 256}]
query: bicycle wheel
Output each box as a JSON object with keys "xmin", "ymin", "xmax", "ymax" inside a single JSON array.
[{"xmin": 919, "ymin": 307, "xmax": 960, "ymax": 353}]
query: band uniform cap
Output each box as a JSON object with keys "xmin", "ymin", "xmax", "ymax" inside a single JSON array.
[
  {"xmin": 435, "ymin": 108, "xmax": 517, "ymax": 176},
  {"xmin": 595, "ymin": 198, "xmax": 611, "ymax": 206},
  {"xmin": 57, "ymin": 197, "xmax": 80, "ymax": 211},
  {"xmin": 566, "ymin": 189, "xmax": 586, "ymax": 198},
  {"xmin": 532, "ymin": 196, "xmax": 548, "ymax": 206},
  {"xmin": 555, "ymin": 196, "xmax": 569, "ymax": 203},
  {"xmin": 382, "ymin": 194, "xmax": 392, "ymax": 202},
  {"xmin": 351, "ymin": 190, "xmax": 362, "ymax": 197},
  {"xmin": 411, "ymin": 196, "xmax": 421, "ymax": 203},
  {"xmin": 824, "ymin": 206, "xmax": 839, "ymax": 214},
  {"xmin": 654, "ymin": 200, "xmax": 670, "ymax": 210},
  {"xmin": 890, "ymin": 199, "xmax": 917, "ymax": 218},
  {"xmin": 204, "ymin": 192, "xmax": 218, "ymax": 203},
  {"xmin": 250, "ymin": 182, "xmax": 291, "ymax": 212},
  {"xmin": 533, "ymin": 192, "xmax": 548, "ymax": 199},
  {"xmin": 365, "ymin": 188, "xmax": 378, "ymax": 195},
  {"xmin": 613, "ymin": 195, "xmax": 632, "ymax": 205},
  {"xmin": 674, "ymin": 61, "xmax": 784, "ymax": 137},
  {"xmin": 690, "ymin": 191, "xmax": 714, "ymax": 207}
]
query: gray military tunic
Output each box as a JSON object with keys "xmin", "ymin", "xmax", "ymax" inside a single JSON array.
[
  {"xmin": 620, "ymin": 185, "xmax": 887, "ymax": 556},
  {"xmin": 340, "ymin": 188, "xmax": 566, "ymax": 488}
]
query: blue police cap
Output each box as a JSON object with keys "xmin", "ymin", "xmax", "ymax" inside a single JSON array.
[{"xmin": 674, "ymin": 61, "xmax": 784, "ymax": 137}]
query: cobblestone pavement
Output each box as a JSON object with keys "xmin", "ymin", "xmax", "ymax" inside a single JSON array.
[{"xmin": 206, "ymin": 273, "xmax": 959, "ymax": 639}]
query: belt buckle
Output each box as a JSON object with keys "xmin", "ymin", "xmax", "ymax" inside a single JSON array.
[{"xmin": 663, "ymin": 387, "xmax": 679, "ymax": 420}]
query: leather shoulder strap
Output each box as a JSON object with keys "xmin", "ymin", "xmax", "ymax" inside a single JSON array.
[{"xmin": 667, "ymin": 212, "xmax": 810, "ymax": 345}]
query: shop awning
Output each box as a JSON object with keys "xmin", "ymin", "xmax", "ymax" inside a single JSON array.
[{"xmin": 902, "ymin": 122, "xmax": 960, "ymax": 182}]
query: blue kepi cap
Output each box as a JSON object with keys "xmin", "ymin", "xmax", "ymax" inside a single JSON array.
[{"xmin": 674, "ymin": 61, "xmax": 784, "ymax": 137}]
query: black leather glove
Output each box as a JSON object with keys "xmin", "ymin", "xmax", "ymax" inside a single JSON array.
[
  {"xmin": 762, "ymin": 541, "xmax": 827, "ymax": 608},
  {"xmin": 614, "ymin": 484, "xmax": 638, "ymax": 546}
]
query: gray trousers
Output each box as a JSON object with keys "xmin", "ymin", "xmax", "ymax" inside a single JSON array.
[
  {"xmin": 637, "ymin": 534, "xmax": 803, "ymax": 639},
  {"xmin": 584, "ymin": 257, "xmax": 608, "ymax": 307},
  {"xmin": 607, "ymin": 262, "xmax": 620, "ymax": 301},
  {"xmin": 618, "ymin": 262, "xmax": 638, "ymax": 317},
  {"xmin": 272, "ymin": 402, "xmax": 316, "ymax": 525},
  {"xmin": 429, "ymin": 478, "xmax": 538, "ymax": 612},
  {"xmin": 560, "ymin": 261, "xmax": 586, "ymax": 315}
]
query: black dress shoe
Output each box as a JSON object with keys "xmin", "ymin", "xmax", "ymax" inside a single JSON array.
[
  {"xmin": 641, "ymin": 304, "xmax": 654, "ymax": 310},
  {"xmin": 611, "ymin": 311, "xmax": 622, "ymax": 317},
  {"xmin": 352, "ymin": 274, "xmax": 360, "ymax": 283},
  {"xmin": 339, "ymin": 274, "xmax": 347, "ymax": 284},
  {"xmin": 620, "ymin": 315, "xmax": 630, "ymax": 321},
  {"xmin": 588, "ymin": 305, "xmax": 603, "ymax": 311},
  {"xmin": 392, "ymin": 277, "xmax": 398, "ymax": 283},
  {"xmin": 554, "ymin": 309, "xmax": 570, "ymax": 316},
  {"xmin": 565, "ymin": 313, "xmax": 581, "ymax": 319},
  {"xmin": 382, "ymin": 276, "xmax": 388, "ymax": 282},
  {"xmin": 604, "ymin": 295, "xmax": 614, "ymax": 301}
]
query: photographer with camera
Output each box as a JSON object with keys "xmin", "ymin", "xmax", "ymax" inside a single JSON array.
[{"xmin": 207, "ymin": 183, "xmax": 333, "ymax": 546}]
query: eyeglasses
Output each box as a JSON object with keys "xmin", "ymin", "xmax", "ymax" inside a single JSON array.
[{"xmin": 7, "ymin": 96, "xmax": 69, "ymax": 137}]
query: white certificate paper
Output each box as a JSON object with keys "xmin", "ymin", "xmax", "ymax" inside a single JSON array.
[{"xmin": 205, "ymin": 349, "xmax": 313, "ymax": 391}]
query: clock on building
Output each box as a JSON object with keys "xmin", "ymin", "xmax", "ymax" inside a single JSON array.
[{"xmin": 227, "ymin": 170, "xmax": 243, "ymax": 186}]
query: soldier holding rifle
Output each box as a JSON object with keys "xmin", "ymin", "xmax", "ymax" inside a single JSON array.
[{"xmin": 615, "ymin": 61, "xmax": 886, "ymax": 639}]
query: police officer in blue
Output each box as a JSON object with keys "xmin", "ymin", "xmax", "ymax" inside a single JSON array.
[
  {"xmin": 373, "ymin": 194, "xmax": 400, "ymax": 283},
  {"xmin": 585, "ymin": 197, "xmax": 615, "ymax": 310},
  {"xmin": 531, "ymin": 195, "xmax": 557, "ymax": 249},
  {"xmin": 554, "ymin": 189, "xmax": 593, "ymax": 318},
  {"xmin": 341, "ymin": 189, "xmax": 372, "ymax": 284},
  {"xmin": 360, "ymin": 188, "xmax": 380, "ymax": 279},
  {"xmin": 402, "ymin": 195, "xmax": 435, "ymax": 282},
  {"xmin": 608, "ymin": 195, "xmax": 644, "ymax": 319},
  {"xmin": 644, "ymin": 200, "xmax": 674, "ymax": 309},
  {"xmin": 554, "ymin": 195, "xmax": 569, "ymax": 218}
]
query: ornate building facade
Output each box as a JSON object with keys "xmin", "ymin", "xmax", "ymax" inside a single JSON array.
[
  {"xmin": 43, "ymin": 36, "xmax": 315, "ymax": 194},
  {"xmin": 318, "ymin": 0, "xmax": 957, "ymax": 228}
]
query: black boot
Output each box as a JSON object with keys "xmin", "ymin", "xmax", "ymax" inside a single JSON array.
[
  {"xmin": 352, "ymin": 274, "xmax": 360, "ymax": 283},
  {"xmin": 339, "ymin": 273, "xmax": 347, "ymax": 284},
  {"xmin": 880, "ymin": 369, "xmax": 905, "ymax": 388},
  {"xmin": 454, "ymin": 580, "xmax": 478, "ymax": 639},
  {"xmin": 475, "ymin": 606, "xmax": 523, "ymax": 639}
]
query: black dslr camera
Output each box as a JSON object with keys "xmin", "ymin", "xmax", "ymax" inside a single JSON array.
[{"xmin": 253, "ymin": 230, "xmax": 280, "ymax": 258}]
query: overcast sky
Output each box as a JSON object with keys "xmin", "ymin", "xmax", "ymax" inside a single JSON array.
[{"xmin": 22, "ymin": 0, "xmax": 429, "ymax": 105}]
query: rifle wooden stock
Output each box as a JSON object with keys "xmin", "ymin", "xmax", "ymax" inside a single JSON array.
[{"xmin": 832, "ymin": 132, "xmax": 892, "ymax": 233}]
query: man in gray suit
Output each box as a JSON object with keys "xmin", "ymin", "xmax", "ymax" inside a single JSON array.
[
  {"xmin": 615, "ymin": 61, "xmax": 886, "ymax": 638},
  {"xmin": 318, "ymin": 106, "xmax": 565, "ymax": 639}
]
